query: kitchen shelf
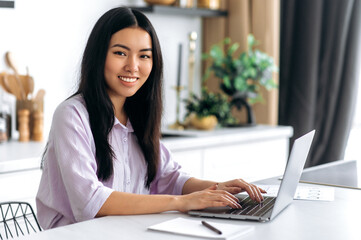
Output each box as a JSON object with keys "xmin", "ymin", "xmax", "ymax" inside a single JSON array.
[
  {"xmin": 130, "ymin": 5, "xmax": 227, "ymax": 17},
  {"xmin": 0, "ymin": 1, "xmax": 14, "ymax": 8}
]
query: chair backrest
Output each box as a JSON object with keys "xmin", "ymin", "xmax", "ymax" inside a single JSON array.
[{"xmin": 0, "ymin": 201, "xmax": 42, "ymax": 239}]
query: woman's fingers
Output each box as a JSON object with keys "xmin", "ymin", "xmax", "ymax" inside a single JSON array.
[
  {"xmin": 206, "ymin": 184, "xmax": 218, "ymax": 191},
  {"xmin": 212, "ymin": 190, "xmax": 242, "ymax": 208},
  {"xmin": 221, "ymin": 195, "xmax": 242, "ymax": 209},
  {"xmin": 219, "ymin": 179, "xmax": 266, "ymax": 203},
  {"xmin": 259, "ymin": 187, "xmax": 267, "ymax": 193},
  {"xmin": 182, "ymin": 189, "xmax": 242, "ymax": 211},
  {"xmin": 220, "ymin": 186, "xmax": 243, "ymax": 194},
  {"xmin": 239, "ymin": 179, "xmax": 264, "ymax": 202},
  {"xmin": 180, "ymin": 180, "xmax": 268, "ymax": 212},
  {"xmin": 206, "ymin": 192, "xmax": 241, "ymax": 209}
]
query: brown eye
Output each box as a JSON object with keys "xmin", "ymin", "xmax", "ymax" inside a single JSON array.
[{"xmin": 114, "ymin": 51, "xmax": 126, "ymax": 56}]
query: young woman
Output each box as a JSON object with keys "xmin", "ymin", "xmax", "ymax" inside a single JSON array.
[{"xmin": 36, "ymin": 7, "xmax": 265, "ymax": 229}]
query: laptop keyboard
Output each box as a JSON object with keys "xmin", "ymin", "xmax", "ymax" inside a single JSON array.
[{"xmin": 228, "ymin": 196, "xmax": 276, "ymax": 217}]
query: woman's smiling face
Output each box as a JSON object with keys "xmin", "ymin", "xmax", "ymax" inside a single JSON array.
[{"xmin": 104, "ymin": 27, "xmax": 153, "ymax": 101}]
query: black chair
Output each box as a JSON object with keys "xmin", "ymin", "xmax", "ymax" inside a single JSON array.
[{"xmin": 0, "ymin": 202, "xmax": 42, "ymax": 239}]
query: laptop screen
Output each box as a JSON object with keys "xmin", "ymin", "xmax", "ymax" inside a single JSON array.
[{"xmin": 270, "ymin": 130, "xmax": 315, "ymax": 219}]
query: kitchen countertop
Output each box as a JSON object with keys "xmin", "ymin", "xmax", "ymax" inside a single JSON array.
[
  {"xmin": 161, "ymin": 125, "xmax": 293, "ymax": 151},
  {"xmin": 0, "ymin": 125, "xmax": 293, "ymax": 174},
  {"xmin": 0, "ymin": 140, "xmax": 46, "ymax": 173}
]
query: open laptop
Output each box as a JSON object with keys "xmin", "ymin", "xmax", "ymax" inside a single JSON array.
[{"xmin": 188, "ymin": 130, "xmax": 315, "ymax": 222}]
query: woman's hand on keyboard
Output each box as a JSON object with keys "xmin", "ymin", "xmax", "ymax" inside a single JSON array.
[
  {"xmin": 217, "ymin": 179, "xmax": 267, "ymax": 202},
  {"xmin": 176, "ymin": 184, "xmax": 242, "ymax": 212}
]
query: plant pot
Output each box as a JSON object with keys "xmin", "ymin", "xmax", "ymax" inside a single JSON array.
[
  {"xmin": 144, "ymin": 0, "xmax": 176, "ymax": 5},
  {"xmin": 189, "ymin": 113, "xmax": 218, "ymax": 130},
  {"xmin": 197, "ymin": 0, "xmax": 220, "ymax": 9},
  {"xmin": 230, "ymin": 92, "xmax": 256, "ymax": 125}
]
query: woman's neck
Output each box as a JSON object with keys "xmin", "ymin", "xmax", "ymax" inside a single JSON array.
[
  {"xmin": 116, "ymin": 110, "xmax": 128, "ymax": 126},
  {"xmin": 110, "ymin": 95, "xmax": 127, "ymax": 125}
]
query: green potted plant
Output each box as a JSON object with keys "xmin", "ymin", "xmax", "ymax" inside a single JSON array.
[
  {"xmin": 183, "ymin": 87, "xmax": 234, "ymax": 130},
  {"xmin": 203, "ymin": 34, "xmax": 278, "ymax": 124}
]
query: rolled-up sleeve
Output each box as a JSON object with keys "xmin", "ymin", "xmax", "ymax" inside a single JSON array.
[
  {"xmin": 150, "ymin": 143, "xmax": 191, "ymax": 195},
  {"xmin": 36, "ymin": 98, "xmax": 114, "ymax": 229},
  {"xmin": 52, "ymin": 103, "xmax": 114, "ymax": 221}
]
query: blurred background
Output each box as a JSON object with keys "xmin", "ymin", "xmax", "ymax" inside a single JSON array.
[{"xmin": 0, "ymin": 0, "xmax": 360, "ymax": 167}]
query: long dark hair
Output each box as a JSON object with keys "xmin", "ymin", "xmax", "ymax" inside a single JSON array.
[{"xmin": 74, "ymin": 7, "xmax": 163, "ymax": 188}]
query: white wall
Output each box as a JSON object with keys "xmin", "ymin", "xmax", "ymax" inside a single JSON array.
[{"xmin": 0, "ymin": 0, "xmax": 202, "ymax": 136}]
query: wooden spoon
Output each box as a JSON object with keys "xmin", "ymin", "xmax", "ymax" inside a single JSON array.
[
  {"xmin": 3, "ymin": 74, "xmax": 21, "ymax": 99},
  {"xmin": 0, "ymin": 73, "xmax": 12, "ymax": 94},
  {"xmin": 26, "ymin": 67, "xmax": 34, "ymax": 99},
  {"xmin": 20, "ymin": 67, "xmax": 34, "ymax": 99},
  {"xmin": 33, "ymin": 89, "xmax": 45, "ymax": 112},
  {"xmin": 20, "ymin": 75, "xmax": 29, "ymax": 98},
  {"xmin": 34, "ymin": 89, "xmax": 45, "ymax": 102},
  {"xmin": 5, "ymin": 51, "xmax": 26, "ymax": 100}
]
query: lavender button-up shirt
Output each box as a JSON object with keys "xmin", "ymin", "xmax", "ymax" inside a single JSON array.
[{"xmin": 36, "ymin": 95, "xmax": 190, "ymax": 229}]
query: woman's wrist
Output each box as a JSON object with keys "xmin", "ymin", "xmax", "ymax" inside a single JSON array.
[
  {"xmin": 173, "ymin": 195, "xmax": 185, "ymax": 212},
  {"xmin": 182, "ymin": 177, "xmax": 218, "ymax": 194}
]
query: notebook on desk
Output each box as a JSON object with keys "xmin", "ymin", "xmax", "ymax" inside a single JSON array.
[{"xmin": 188, "ymin": 130, "xmax": 315, "ymax": 222}]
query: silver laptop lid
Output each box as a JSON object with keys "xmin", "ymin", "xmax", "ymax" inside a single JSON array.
[{"xmin": 270, "ymin": 130, "xmax": 315, "ymax": 220}]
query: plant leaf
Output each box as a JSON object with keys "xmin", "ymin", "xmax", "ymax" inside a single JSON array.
[
  {"xmin": 234, "ymin": 76, "xmax": 247, "ymax": 91},
  {"xmin": 223, "ymin": 75, "xmax": 231, "ymax": 89},
  {"xmin": 210, "ymin": 45, "xmax": 224, "ymax": 59},
  {"xmin": 227, "ymin": 42, "xmax": 239, "ymax": 56}
]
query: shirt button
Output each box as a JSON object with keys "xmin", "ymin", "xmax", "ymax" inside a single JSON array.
[
  {"xmin": 126, "ymin": 179, "xmax": 130, "ymax": 185},
  {"xmin": 123, "ymin": 138, "xmax": 127, "ymax": 142}
]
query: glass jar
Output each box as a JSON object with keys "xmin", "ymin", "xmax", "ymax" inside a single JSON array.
[
  {"xmin": 0, "ymin": 90, "xmax": 12, "ymax": 143},
  {"xmin": 0, "ymin": 116, "xmax": 7, "ymax": 143},
  {"xmin": 0, "ymin": 105, "xmax": 10, "ymax": 143}
]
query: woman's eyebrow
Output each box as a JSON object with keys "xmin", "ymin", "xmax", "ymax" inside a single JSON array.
[
  {"xmin": 111, "ymin": 44, "xmax": 130, "ymax": 50},
  {"xmin": 140, "ymin": 48, "xmax": 152, "ymax": 52},
  {"xmin": 110, "ymin": 44, "xmax": 152, "ymax": 52}
]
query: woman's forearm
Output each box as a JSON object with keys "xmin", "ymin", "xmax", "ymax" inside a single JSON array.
[
  {"xmin": 182, "ymin": 177, "xmax": 217, "ymax": 195},
  {"xmin": 96, "ymin": 177, "xmax": 265, "ymax": 217},
  {"xmin": 96, "ymin": 191, "xmax": 183, "ymax": 217}
]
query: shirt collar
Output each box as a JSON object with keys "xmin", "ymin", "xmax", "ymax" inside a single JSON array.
[{"xmin": 114, "ymin": 117, "xmax": 134, "ymax": 133}]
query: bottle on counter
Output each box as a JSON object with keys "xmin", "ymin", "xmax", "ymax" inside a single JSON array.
[
  {"xmin": 32, "ymin": 110, "xmax": 43, "ymax": 142},
  {"xmin": 0, "ymin": 113, "xmax": 7, "ymax": 143},
  {"xmin": 0, "ymin": 105, "xmax": 11, "ymax": 143},
  {"xmin": 18, "ymin": 109, "xmax": 30, "ymax": 142},
  {"xmin": 0, "ymin": 90, "xmax": 12, "ymax": 143}
]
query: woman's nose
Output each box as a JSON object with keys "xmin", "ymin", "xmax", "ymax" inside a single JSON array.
[{"xmin": 125, "ymin": 56, "xmax": 139, "ymax": 73}]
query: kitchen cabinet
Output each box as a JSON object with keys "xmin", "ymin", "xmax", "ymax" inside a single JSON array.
[
  {"xmin": 163, "ymin": 125, "xmax": 293, "ymax": 182},
  {"xmin": 0, "ymin": 169, "xmax": 41, "ymax": 212},
  {"xmin": 0, "ymin": 141, "xmax": 45, "ymax": 210}
]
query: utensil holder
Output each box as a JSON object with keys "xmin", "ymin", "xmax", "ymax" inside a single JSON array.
[{"xmin": 16, "ymin": 99, "xmax": 44, "ymax": 142}]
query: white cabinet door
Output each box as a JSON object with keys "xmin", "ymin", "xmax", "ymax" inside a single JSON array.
[
  {"xmin": 202, "ymin": 138, "xmax": 289, "ymax": 182},
  {"xmin": 0, "ymin": 169, "xmax": 42, "ymax": 212},
  {"xmin": 171, "ymin": 149, "xmax": 203, "ymax": 179}
]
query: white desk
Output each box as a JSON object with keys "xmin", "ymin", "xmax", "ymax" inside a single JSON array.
[{"xmin": 22, "ymin": 161, "xmax": 361, "ymax": 240}]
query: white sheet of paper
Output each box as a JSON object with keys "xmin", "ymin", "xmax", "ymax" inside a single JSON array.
[
  {"xmin": 148, "ymin": 217, "xmax": 254, "ymax": 240},
  {"xmin": 255, "ymin": 184, "xmax": 335, "ymax": 201}
]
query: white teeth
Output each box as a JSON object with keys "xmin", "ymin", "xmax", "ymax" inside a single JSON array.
[{"xmin": 118, "ymin": 76, "xmax": 137, "ymax": 83}]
